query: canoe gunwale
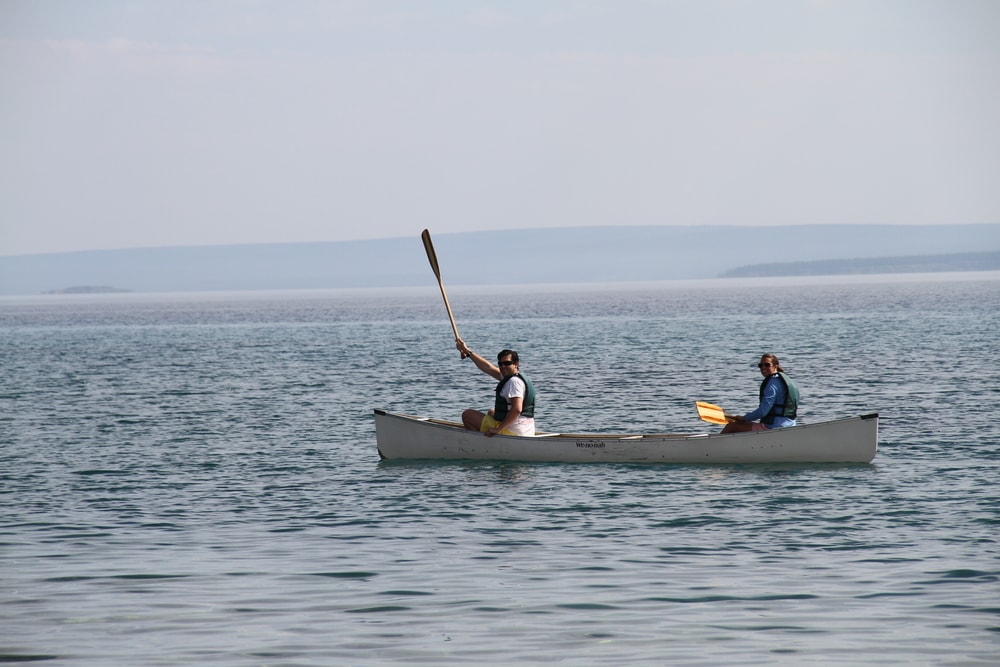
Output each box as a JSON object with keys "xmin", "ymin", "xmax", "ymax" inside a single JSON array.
[{"xmin": 373, "ymin": 409, "xmax": 711, "ymax": 441}]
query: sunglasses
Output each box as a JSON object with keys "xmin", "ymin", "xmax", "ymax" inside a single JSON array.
[
  {"xmin": 498, "ymin": 360, "xmax": 516, "ymax": 367},
  {"xmin": 757, "ymin": 362, "xmax": 773, "ymax": 368}
]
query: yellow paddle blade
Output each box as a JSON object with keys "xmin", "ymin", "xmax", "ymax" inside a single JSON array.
[{"xmin": 696, "ymin": 401, "xmax": 731, "ymax": 425}]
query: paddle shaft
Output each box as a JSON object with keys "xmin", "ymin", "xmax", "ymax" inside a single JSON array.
[{"xmin": 421, "ymin": 229, "xmax": 463, "ymax": 356}]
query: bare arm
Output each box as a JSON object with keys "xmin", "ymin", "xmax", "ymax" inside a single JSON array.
[
  {"xmin": 487, "ymin": 396, "xmax": 523, "ymax": 436},
  {"xmin": 456, "ymin": 339, "xmax": 501, "ymax": 380}
]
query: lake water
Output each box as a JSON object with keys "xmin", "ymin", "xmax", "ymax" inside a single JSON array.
[{"xmin": 2, "ymin": 273, "xmax": 998, "ymax": 666}]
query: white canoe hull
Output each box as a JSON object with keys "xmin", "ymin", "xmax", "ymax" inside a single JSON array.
[{"xmin": 374, "ymin": 410, "xmax": 879, "ymax": 464}]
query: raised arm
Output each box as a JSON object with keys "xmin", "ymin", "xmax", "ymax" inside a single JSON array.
[{"xmin": 456, "ymin": 339, "xmax": 502, "ymax": 380}]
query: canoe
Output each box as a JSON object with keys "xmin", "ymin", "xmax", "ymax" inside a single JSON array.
[{"xmin": 373, "ymin": 409, "xmax": 879, "ymax": 464}]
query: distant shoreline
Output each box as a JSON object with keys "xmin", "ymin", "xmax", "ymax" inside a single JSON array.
[
  {"xmin": 42, "ymin": 285, "xmax": 132, "ymax": 295},
  {"xmin": 0, "ymin": 270, "xmax": 991, "ymax": 303},
  {"xmin": 720, "ymin": 251, "xmax": 1000, "ymax": 278}
]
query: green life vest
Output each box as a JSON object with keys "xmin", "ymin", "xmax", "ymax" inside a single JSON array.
[
  {"xmin": 494, "ymin": 373, "xmax": 536, "ymax": 420},
  {"xmin": 761, "ymin": 372, "xmax": 799, "ymax": 425}
]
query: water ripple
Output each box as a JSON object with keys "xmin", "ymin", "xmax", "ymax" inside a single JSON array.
[{"xmin": 1, "ymin": 279, "xmax": 998, "ymax": 666}]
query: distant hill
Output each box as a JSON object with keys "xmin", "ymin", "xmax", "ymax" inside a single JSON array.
[
  {"xmin": 721, "ymin": 251, "xmax": 1000, "ymax": 278},
  {"xmin": 1, "ymin": 224, "xmax": 998, "ymax": 295}
]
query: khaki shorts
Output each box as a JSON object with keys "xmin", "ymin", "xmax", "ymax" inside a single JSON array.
[{"xmin": 480, "ymin": 414, "xmax": 517, "ymax": 436}]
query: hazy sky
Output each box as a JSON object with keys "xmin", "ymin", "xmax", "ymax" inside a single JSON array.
[{"xmin": 2, "ymin": 1, "xmax": 999, "ymax": 256}]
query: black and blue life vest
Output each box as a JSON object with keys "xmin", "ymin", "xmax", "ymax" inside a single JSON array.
[{"xmin": 761, "ymin": 372, "xmax": 799, "ymax": 425}]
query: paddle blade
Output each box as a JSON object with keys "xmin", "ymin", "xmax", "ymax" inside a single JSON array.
[
  {"xmin": 696, "ymin": 401, "xmax": 731, "ymax": 425},
  {"xmin": 421, "ymin": 229, "xmax": 442, "ymax": 279},
  {"xmin": 420, "ymin": 228, "xmax": 462, "ymax": 351}
]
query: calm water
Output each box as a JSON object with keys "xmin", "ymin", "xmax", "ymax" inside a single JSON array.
[{"xmin": 2, "ymin": 274, "xmax": 998, "ymax": 666}]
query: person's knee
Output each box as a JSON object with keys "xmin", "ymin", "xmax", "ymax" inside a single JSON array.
[{"xmin": 462, "ymin": 409, "xmax": 484, "ymax": 430}]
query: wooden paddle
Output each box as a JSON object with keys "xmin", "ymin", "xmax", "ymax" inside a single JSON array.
[
  {"xmin": 421, "ymin": 229, "xmax": 464, "ymax": 357},
  {"xmin": 696, "ymin": 401, "xmax": 736, "ymax": 425}
]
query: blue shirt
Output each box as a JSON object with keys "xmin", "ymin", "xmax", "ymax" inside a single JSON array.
[{"xmin": 743, "ymin": 374, "xmax": 797, "ymax": 428}]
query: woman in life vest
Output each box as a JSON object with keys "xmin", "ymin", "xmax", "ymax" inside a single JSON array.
[
  {"xmin": 721, "ymin": 353, "xmax": 799, "ymax": 433},
  {"xmin": 455, "ymin": 338, "xmax": 536, "ymax": 437}
]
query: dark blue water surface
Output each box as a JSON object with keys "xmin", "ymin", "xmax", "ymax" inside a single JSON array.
[{"xmin": 2, "ymin": 274, "xmax": 998, "ymax": 666}]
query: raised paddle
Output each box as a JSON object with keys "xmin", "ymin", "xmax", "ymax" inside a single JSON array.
[
  {"xmin": 696, "ymin": 401, "xmax": 736, "ymax": 425},
  {"xmin": 421, "ymin": 229, "xmax": 465, "ymax": 358}
]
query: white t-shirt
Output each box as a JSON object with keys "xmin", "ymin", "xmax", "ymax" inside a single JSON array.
[{"xmin": 499, "ymin": 375, "xmax": 535, "ymax": 436}]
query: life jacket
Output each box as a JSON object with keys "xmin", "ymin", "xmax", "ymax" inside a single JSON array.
[
  {"xmin": 494, "ymin": 372, "xmax": 536, "ymax": 420},
  {"xmin": 760, "ymin": 371, "xmax": 799, "ymax": 425}
]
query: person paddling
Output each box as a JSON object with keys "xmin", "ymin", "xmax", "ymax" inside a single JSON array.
[
  {"xmin": 455, "ymin": 339, "xmax": 536, "ymax": 437},
  {"xmin": 721, "ymin": 353, "xmax": 799, "ymax": 433}
]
